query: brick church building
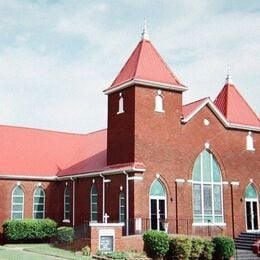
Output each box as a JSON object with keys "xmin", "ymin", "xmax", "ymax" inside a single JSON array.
[{"xmin": 0, "ymin": 28, "xmax": 259, "ymax": 241}]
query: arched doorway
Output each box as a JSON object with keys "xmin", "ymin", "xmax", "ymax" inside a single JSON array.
[
  {"xmin": 149, "ymin": 179, "xmax": 167, "ymax": 231},
  {"xmin": 245, "ymin": 184, "xmax": 259, "ymax": 232}
]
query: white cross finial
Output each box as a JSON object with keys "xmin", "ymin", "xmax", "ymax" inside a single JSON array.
[
  {"xmin": 141, "ymin": 18, "xmax": 149, "ymax": 41},
  {"xmin": 103, "ymin": 213, "xmax": 109, "ymax": 224},
  {"xmin": 225, "ymin": 64, "xmax": 233, "ymax": 84}
]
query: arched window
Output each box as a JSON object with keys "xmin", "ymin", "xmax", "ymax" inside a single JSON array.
[
  {"xmin": 246, "ymin": 132, "xmax": 255, "ymax": 151},
  {"xmin": 192, "ymin": 150, "xmax": 224, "ymax": 224},
  {"xmin": 90, "ymin": 184, "xmax": 98, "ymax": 222},
  {"xmin": 155, "ymin": 90, "xmax": 164, "ymax": 112},
  {"xmin": 245, "ymin": 184, "xmax": 257, "ymax": 199},
  {"xmin": 64, "ymin": 187, "xmax": 70, "ymax": 220},
  {"xmin": 11, "ymin": 186, "xmax": 24, "ymax": 220},
  {"xmin": 119, "ymin": 192, "xmax": 125, "ymax": 223},
  {"xmin": 33, "ymin": 187, "xmax": 45, "ymax": 219},
  {"xmin": 117, "ymin": 93, "xmax": 124, "ymax": 114}
]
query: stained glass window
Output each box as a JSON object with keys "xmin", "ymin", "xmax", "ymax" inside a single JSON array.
[
  {"xmin": 150, "ymin": 180, "xmax": 166, "ymax": 196},
  {"xmin": 245, "ymin": 184, "xmax": 257, "ymax": 199},
  {"xmin": 192, "ymin": 150, "xmax": 223, "ymax": 224}
]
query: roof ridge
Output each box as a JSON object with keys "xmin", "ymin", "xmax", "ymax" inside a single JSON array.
[
  {"xmin": 183, "ymin": 97, "xmax": 209, "ymax": 107},
  {"xmin": 149, "ymin": 41, "xmax": 183, "ymax": 86},
  {"xmin": 0, "ymin": 124, "xmax": 106, "ymax": 136},
  {"xmin": 229, "ymin": 84, "xmax": 260, "ymax": 122},
  {"xmin": 134, "ymin": 39, "xmax": 146, "ymax": 78}
]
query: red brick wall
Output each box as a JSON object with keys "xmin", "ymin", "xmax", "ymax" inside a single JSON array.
[
  {"xmin": 107, "ymin": 88, "xmax": 135, "ymax": 165},
  {"xmin": 0, "ymin": 179, "xmax": 64, "ymax": 241}
]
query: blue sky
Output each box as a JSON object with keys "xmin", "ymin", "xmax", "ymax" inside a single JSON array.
[{"xmin": 0, "ymin": 0, "xmax": 259, "ymax": 133}]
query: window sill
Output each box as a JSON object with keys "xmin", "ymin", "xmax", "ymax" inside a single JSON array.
[
  {"xmin": 154, "ymin": 109, "xmax": 165, "ymax": 113},
  {"xmin": 62, "ymin": 219, "xmax": 70, "ymax": 223},
  {"xmin": 117, "ymin": 111, "xmax": 124, "ymax": 115},
  {"xmin": 192, "ymin": 222, "xmax": 226, "ymax": 227}
]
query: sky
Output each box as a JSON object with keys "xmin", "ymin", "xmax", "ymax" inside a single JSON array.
[{"xmin": 0, "ymin": 0, "xmax": 259, "ymax": 133}]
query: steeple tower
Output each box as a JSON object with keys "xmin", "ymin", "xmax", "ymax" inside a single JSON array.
[{"xmin": 106, "ymin": 27, "xmax": 187, "ymax": 165}]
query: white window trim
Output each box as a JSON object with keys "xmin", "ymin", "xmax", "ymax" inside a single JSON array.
[
  {"xmin": 11, "ymin": 186, "xmax": 24, "ymax": 220},
  {"xmin": 64, "ymin": 187, "xmax": 70, "ymax": 221},
  {"xmin": 33, "ymin": 187, "xmax": 45, "ymax": 219}
]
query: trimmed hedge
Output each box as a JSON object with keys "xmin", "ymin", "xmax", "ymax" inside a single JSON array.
[
  {"xmin": 143, "ymin": 230, "xmax": 169, "ymax": 259},
  {"xmin": 212, "ymin": 236, "xmax": 235, "ymax": 260},
  {"xmin": 56, "ymin": 226, "xmax": 74, "ymax": 243},
  {"xmin": 152, "ymin": 235, "xmax": 215, "ymax": 260},
  {"xmin": 168, "ymin": 236, "xmax": 192, "ymax": 260},
  {"xmin": 3, "ymin": 218, "xmax": 57, "ymax": 241},
  {"xmin": 190, "ymin": 237, "xmax": 204, "ymax": 259}
]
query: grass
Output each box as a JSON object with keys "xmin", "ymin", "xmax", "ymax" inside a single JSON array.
[{"xmin": 0, "ymin": 244, "xmax": 92, "ymax": 260}]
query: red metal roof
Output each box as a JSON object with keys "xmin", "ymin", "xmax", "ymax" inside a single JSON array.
[
  {"xmin": 0, "ymin": 126, "xmax": 107, "ymax": 177},
  {"xmin": 182, "ymin": 98, "xmax": 209, "ymax": 118},
  {"xmin": 214, "ymin": 83, "xmax": 260, "ymax": 127},
  {"xmin": 108, "ymin": 39, "xmax": 184, "ymax": 90}
]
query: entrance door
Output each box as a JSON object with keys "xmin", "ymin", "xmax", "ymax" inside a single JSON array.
[
  {"xmin": 245, "ymin": 184, "xmax": 259, "ymax": 232},
  {"xmin": 151, "ymin": 198, "xmax": 166, "ymax": 230},
  {"xmin": 149, "ymin": 180, "xmax": 167, "ymax": 231},
  {"xmin": 246, "ymin": 200, "xmax": 259, "ymax": 231}
]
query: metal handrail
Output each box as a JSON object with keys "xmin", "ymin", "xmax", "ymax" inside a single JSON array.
[{"xmin": 207, "ymin": 220, "xmax": 224, "ymax": 236}]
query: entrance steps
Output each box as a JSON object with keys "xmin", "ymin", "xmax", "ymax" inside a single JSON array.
[{"xmin": 235, "ymin": 232, "xmax": 260, "ymax": 250}]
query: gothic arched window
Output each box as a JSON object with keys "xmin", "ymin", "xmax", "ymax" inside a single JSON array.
[
  {"xmin": 33, "ymin": 187, "xmax": 45, "ymax": 219},
  {"xmin": 192, "ymin": 150, "xmax": 224, "ymax": 224},
  {"xmin": 11, "ymin": 186, "xmax": 24, "ymax": 220},
  {"xmin": 155, "ymin": 90, "xmax": 164, "ymax": 112}
]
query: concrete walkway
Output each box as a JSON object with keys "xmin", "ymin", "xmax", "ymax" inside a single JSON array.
[{"xmin": 0, "ymin": 244, "xmax": 80, "ymax": 260}]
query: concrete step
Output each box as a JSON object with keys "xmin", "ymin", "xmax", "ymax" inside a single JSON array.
[
  {"xmin": 235, "ymin": 249, "xmax": 259, "ymax": 259},
  {"xmin": 235, "ymin": 232, "xmax": 260, "ymax": 251}
]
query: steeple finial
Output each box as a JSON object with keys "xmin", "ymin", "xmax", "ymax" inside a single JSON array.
[
  {"xmin": 225, "ymin": 64, "xmax": 233, "ymax": 84},
  {"xmin": 141, "ymin": 18, "xmax": 149, "ymax": 41}
]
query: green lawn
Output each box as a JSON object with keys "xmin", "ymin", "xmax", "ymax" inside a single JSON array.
[{"xmin": 0, "ymin": 244, "xmax": 92, "ymax": 260}]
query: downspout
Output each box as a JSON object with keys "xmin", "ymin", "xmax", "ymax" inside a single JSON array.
[
  {"xmin": 100, "ymin": 174, "xmax": 105, "ymax": 222},
  {"xmin": 123, "ymin": 171, "xmax": 129, "ymax": 236},
  {"xmin": 71, "ymin": 177, "xmax": 75, "ymax": 227}
]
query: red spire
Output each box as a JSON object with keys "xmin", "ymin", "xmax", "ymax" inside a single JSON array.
[
  {"xmin": 104, "ymin": 38, "xmax": 186, "ymax": 94},
  {"xmin": 214, "ymin": 80, "xmax": 260, "ymax": 127}
]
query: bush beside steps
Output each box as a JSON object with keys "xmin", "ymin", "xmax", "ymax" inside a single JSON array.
[{"xmin": 143, "ymin": 230, "xmax": 234, "ymax": 260}]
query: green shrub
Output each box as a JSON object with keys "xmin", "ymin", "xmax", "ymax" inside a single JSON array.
[
  {"xmin": 3, "ymin": 218, "xmax": 57, "ymax": 241},
  {"xmin": 143, "ymin": 230, "xmax": 169, "ymax": 259},
  {"xmin": 168, "ymin": 236, "xmax": 192, "ymax": 260},
  {"xmin": 81, "ymin": 245, "xmax": 91, "ymax": 256},
  {"xmin": 199, "ymin": 239, "xmax": 214, "ymax": 260},
  {"xmin": 212, "ymin": 236, "xmax": 235, "ymax": 260},
  {"xmin": 56, "ymin": 226, "xmax": 74, "ymax": 243},
  {"xmin": 105, "ymin": 251, "xmax": 129, "ymax": 259},
  {"xmin": 190, "ymin": 237, "xmax": 204, "ymax": 259}
]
